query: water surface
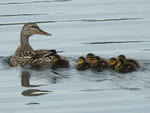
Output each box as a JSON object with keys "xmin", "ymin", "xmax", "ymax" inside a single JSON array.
[{"xmin": 0, "ymin": 0, "xmax": 150, "ymax": 113}]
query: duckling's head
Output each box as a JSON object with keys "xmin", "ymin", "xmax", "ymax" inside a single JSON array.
[
  {"xmin": 117, "ymin": 57, "xmax": 125, "ymax": 65},
  {"xmin": 117, "ymin": 54, "xmax": 126, "ymax": 61},
  {"xmin": 86, "ymin": 53, "xmax": 95, "ymax": 58},
  {"xmin": 108, "ymin": 57, "xmax": 117, "ymax": 67},
  {"xmin": 92, "ymin": 56, "xmax": 100, "ymax": 64},
  {"xmin": 51, "ymin": 54, "xmax": 61, "ymax": 62},
  {"xmin": 86, "ymin": 53, "xmax": 95, "ymax": 64},
  {"xmin": 21, "ymin": 23, "xmax": 51, "ymax": 37},
  {"xmin": 77, "ymin": 57, "xmax": 86, "ymax": 65}
]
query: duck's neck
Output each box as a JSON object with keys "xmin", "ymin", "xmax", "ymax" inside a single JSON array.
[{"xmin": 20, "ymin": 32, "xmax": 33, "ymax": 51}]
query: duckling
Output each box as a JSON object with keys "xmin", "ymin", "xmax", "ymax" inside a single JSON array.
[
  {"xmin": 108, "ymin": 57, "xmax": 118, "ymax": 70},
  {"xmin": 91, "ymin": 56, "xmax": 104, "ymax": 72},
  {"xmin": 117, "ymin": 55, "xmax": 140, "ymax": 68},
  {"xmin": 99, "ymin": 56, "xmax": 108, "ymax": 69},
  {"xmin": 50, "ymin": 54, "xmax": 70, "ymax": 69},
  {"xmin": 115, "ymin": 58, "xmax": 137, "ymax": 73},
  {"xmin": 85, "ymin": 53, "xmax": 95, "ymax": 66},
  {"xmin": 76, "ymin": 57, "xmax": 90, "ymax": 70}
]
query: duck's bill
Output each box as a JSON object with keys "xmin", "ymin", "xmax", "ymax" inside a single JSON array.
[{"xmin": 37, "ymin": 29, "xmax": 52, "ymax": 36}]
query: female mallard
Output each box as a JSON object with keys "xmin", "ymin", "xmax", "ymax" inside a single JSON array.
[
  {"xmin": 115, "ymin": 57, "xmax": 137, "ymax": 73},
  {"xmin": 117, "ymin": 55, "xmax": 140, "ymax": 68},
  {"xmin": 76, "ymin": 56, "xmax": 90, "ymax": 70},
  {"xmin": 10, "ymin": 23, "xmax": 56, "ymax": 67},
  {"xmin": 50, "ymin": 54, "xmax": 70, "ymax": 69},
  {"xmin": 108, "ymin": 57, "xmax": 118, "ymax": 70},
  {"xmin": 90, "ymin": 56, "xmax": 104, "ymax": 72}
]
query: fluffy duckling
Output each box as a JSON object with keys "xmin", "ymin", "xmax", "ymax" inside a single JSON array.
[
  {"xmin": 117, "ymin": 55, "xmax": 140, "ymax": 68},
  {"xmin": 50, "ymin": 54, "xmax": 70, "ymax": 69},
  {"xmin": 108, "ymin": 57, "xmax": 118, "ymax": 70},
  {"xmin": 90, "ymin": 56, "xmax": 104, "ymax": 72},
  {"xmin": 115, "ymin": 58, "xmax": 137, "ymax": 73},
  {"xmin": 85, "ymin": 53, "xmax": 95, "ymax": 66},
  {"xmin": 99, "ymin": 56, "xmax": 108, "ymax": 69},
  {"xmin": 76, "ymin": 57, "xmax": 90, "ymax": 70}
]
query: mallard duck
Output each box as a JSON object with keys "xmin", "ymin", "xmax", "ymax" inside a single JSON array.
[
  {"xmin": 76, "ymin": 57, "xmax": 90, "ymax": 70},
  {"xmin": 108, "ymin": 57, "xmax": 118, "ymax": 70},
  {"xmin": 115, "ymin": 58, "xmax": 137, "ymax": 73},
  {"xmin": 85, "ymin": 53, "xmax": 95, "ymax": 66},
  {"xmin": 50, "ymin": 54, "xmax": 70, "ymax": 69},
  {"xmin": 117, "ymin": 55, "xmax": 140, "ymax": 68},
  {"xmin": 90, "ymin": 56, "xmax": 104, "ymax": 72},
  {"xmin": 10, "ymin": 23, "xmax": 56, "ymax": 67}
]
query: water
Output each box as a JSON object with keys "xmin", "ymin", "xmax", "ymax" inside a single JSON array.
[{"xmin": 0, "ymin": 0, "xmax": 150, "ymax": 113}]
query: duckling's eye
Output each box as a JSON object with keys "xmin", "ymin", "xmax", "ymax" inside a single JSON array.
[
  {"xmin": 78, "ymin": 59, "xmax": 83, "ymax": 62},
  {"xmin": 110, "ymin": 60, "xmax": 115, "ymax": 64},
  {"xmin": 93, "ymin": 59, "xmax": 98, "ymax": 62},
  {"xmin": 112, "ymin": 60, "xmax": 116, "ymax": 63},
  {"xmin": 78, "ymin": 59, "xmax": 84, "ymax": 63}
]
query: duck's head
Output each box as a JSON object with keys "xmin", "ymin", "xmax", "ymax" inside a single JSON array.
[
  {"xmin": 21, "ymin": 23, "xmax": 51, "ymax": 37},
  {"xmin": 108, "ymin": 57, "xmax": 117, "ymax": 67},
  {"xmin": 86, "ymin": 53, "xmax": 95, "ymax": 64},
  {"xmin": 77, "ymin": 57, "xmax": 86, "ymax": 65},
  {"xmin": 51, "ymin": 54, "xmax": 61, "ymax": 62}
]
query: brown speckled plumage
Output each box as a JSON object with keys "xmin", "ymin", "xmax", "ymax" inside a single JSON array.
[{"xmin": 10, "ymin": 23, "xmax": 56, "ymax": 67}]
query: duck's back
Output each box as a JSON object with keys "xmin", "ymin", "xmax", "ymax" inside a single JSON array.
[
  {"xmin": 76, "ymin": 62, "xmax": 90, "ymax": 70},
  {"xmin": 50, "ymin": 59, "xmax": 70, "ymax": 69},
  {"xmin": 10, "ymin": 56, "xmax": 33, "ymax": 67}
]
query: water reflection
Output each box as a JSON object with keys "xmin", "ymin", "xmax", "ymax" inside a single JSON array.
[
  {"xmin": 20, "ymin": 69, "xmax": 70, "ymax": 96},
  {"xmin": 22, "ymin": 89, "xmax": 50, "ymax": 96},
  {"xmin": 21, "ymin": 71, "xmax": 51, "ymax": 96},
  {"xmin": 21, "ymin": 71, "xmax": 45, "ymax": 87}
]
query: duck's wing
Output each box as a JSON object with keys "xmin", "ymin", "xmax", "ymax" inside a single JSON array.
[{"xmin": 33, "ymin": 49, "xmax": 57, "ymax": 58}]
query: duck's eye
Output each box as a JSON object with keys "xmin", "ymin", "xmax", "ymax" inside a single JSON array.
[{"xmin": 32, "ymin": 26, "xmax": 39, "ymax": 29}]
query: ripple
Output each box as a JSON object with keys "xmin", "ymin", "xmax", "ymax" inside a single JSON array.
[
  {"xmin": 0, "ymin": 17, "xmax": 142, "ymax": 26},
  {"xmin": 26, "ymin": 102, "xmax": 40, "ymax": 105},
  {"xmin": 0, "ymin": 0, "xmax": 71, "ymax": 6},
  {"xmin": 0, "ymin": 13, "xmax": 47, "ymax": 17},
  {"xmin": 83, "ymin": 41, "xmax": 150, "ymax": 45},
  {"xmin": 81, "ymin": 17, "xmax": 142, "ymax": 22},
  {"xmin": 80, "ymin": 87, "xmax": 140, "ymax": 92}
]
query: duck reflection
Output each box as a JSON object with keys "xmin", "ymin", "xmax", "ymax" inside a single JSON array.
[
  {"xmin": 21, "ymin": 71, "xmax": 43, "ymax": 87},
  {"xmin": 22, "ymin": 89, "xmax": 50, "ymax": 96},
  {"xmin": 21, "ymin": 71, "xmax": 51, "ymax": 96}
]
